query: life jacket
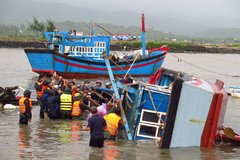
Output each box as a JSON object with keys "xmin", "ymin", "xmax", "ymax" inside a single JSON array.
[
  {"xmin": 71, "ymin": 100, "xmax": 82, "ymax": 116},
  {"xmin": 104, "ymin": 113, "xmax": 121, "ymax": 136},
  {"xmin": 36, "ymin": 81, "xmax": 49, "ymax": 98},
  {"xmin": 19, "ymin": 97, "xmax": 32, "ymax": 114},
  {"xmin": 60, "ymin": 94, "xmax": 72, "ymax": 111},
  {"xmin": 71, "ymin": 90, "xmax": 76, "ymax": 98}
]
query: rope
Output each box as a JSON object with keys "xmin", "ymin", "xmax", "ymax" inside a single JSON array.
[
  {"xmin": 124, "ymin": 52, "xmax": 141, "ymax": 78},
  {"xmin": 146, "ymin": 88, "xmax": 164, "ymax": 124},
  {"xmin": 196, "ymin": 53, "xmax": 240, "ymax": 65},
  {"xmin": 169, "ymin": 53, "xmax": 240, "ymax": 78},
  {"xmin": 108, "ymin": 57, "xmax": 124, "ymax": 70},
  {"xmin": 208, "ymin": 134, "xmax": 223, "ymax": 146}
]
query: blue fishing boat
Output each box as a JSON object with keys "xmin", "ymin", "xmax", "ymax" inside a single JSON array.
[
  {"xmin": 104, "ymin": 54, "xmax": 228, "ymax": 148},
  {"xmin": 24, "ymin": 14, "xmax": 168, "ymax": 79}
]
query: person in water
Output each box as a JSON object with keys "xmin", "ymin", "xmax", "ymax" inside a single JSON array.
[
  {"xmin": 71, "ymin": 93, "xmax": 83, "ymax": 119},
  {"xmin": 104, "ymin": 107, "xmax": 123, "ymax": 140},
  {"xmin": 82, "ymin": 107, "xmax": 107, "ymax": 148},
  {"xmin": 18, "ymin": 90, "xmax": 32, "ymax": 125},
  {"xmin": 59, "ymin": 87, "xmax": 73, "ymax": 119},
  {"xmin": 47, "ymin": 89, "xmax": 60, "ymax": 119}
]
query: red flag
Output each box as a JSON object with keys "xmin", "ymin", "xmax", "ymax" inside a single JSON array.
[{"xmin": 149, "ymin": 68, "xmax": 162, "ymax": 84}]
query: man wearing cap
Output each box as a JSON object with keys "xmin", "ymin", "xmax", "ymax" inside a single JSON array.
[
  {"xmin": 105, "ymin": 82, "xmax": 112, "ymax": 89},
  {"xmin": 71, "ymin": 93, "xmax": 83, "ymax": 119},
  {"xmin": 18, "ymin": 90, "xmax": 32, "ymax": 125}
]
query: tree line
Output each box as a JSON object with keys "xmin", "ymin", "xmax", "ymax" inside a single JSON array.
[
  {"xmin": 28, "ymin": 17, "xmax": 57, "ymax": 36},
  {"xmin": 0, "ymin": 17, "xmax": 239, "ymax": 44}
]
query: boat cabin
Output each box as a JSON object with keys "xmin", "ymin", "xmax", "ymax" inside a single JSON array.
[
  {"xmin": 116, "ymin": 68, "xmax": 228, "ymax": 148},
  {"xmin": 43, "ymin": 30, "xmax": 111, "ymax": 61}
]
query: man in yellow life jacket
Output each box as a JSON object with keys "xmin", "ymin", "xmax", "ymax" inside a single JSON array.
[
  {"xmin": 60, "ymin": 87, "xmax": 72, "ymax": 119},
  {"xmin": 19, "ymin": 90, "xmax": 32, "ymax": 125},
  {"xmin": 104, "ymin": 107, "xmax": 123, "ymax": 140},
  {"xmin": 71, "ymin": 93, "xmax": 83, "ymax": 119}
]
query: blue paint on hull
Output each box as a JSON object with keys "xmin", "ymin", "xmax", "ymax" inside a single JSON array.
[{"xmin": 24, "ymin": 49, "xmax": 167, "ymax": 78}]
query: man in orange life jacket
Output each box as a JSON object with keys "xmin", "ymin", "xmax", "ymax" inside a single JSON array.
[
  {"xmin": 104, "ymin": 107, "xmax": 123, "ymax": 140},
  {"xmin": 34, "ymin": 74, "xmax": 48, "ymax": 119},
  {"xmin": 19, "ymin": 90, "xmax": 32, "ymax": 125}
]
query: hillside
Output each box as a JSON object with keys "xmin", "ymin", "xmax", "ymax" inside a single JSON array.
[{"xmin": 1, "ymin": 0, "xmax": 240, "ymax": 39}]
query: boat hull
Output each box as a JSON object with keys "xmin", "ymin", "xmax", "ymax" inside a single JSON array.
[{"xmin": 24, "ymin": 48, "xmax": 167, "ymax": 79}]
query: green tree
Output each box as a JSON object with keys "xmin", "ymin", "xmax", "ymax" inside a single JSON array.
[
  {"xmin": 28, "ymin": 16, "xmax": 45, "ymax": 36},
  {"xmin": 46, "ymin": 18, "xmax": 57, "ymax": 32}
]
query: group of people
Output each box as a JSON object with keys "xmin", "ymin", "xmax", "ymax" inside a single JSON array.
[{"xmin": 18, "ymin": 72, "xmax": 124, "ymax": 148}]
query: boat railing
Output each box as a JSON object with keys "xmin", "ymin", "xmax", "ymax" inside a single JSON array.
[{"xmin": 68, "ymin": 45, "xmax": 107, "ymax": 60}]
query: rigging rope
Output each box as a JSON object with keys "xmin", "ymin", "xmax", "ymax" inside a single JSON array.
[
  {"xmin": 195, "ymin": 53, "xmax": 240, "ymax": 65},
  {"xmin": 124, "ymin": 52, "xmax": 141, "ymax": 78},
  {"xmin": 146, "ymin": 88, "xmax": 164, "ymax": 124},
  {"xmin": 169, "ymin": 53, "xmax": 240, "ymax": 78},
  {"xmin": 96, "ymin": 23, "xmax": 141, "ymax": 76}
]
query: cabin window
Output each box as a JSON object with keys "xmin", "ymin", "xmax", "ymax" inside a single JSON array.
[
  {"xmin": 142, "ymin": 111, "xmax": 159, "ymax": 124},
  {"xmin": 137, "ymin": 123, "xmax": 160, "ymax": 140},
  {"xmin": 99, "ymin": 48, "xmax": 104, "ymax": 52},
  {"xmin": 95, "ymin": 42, "xmax": 99, "ymax": 47},
  {"xmin": 136, "ymin": 109, "xmax": 166, "ymax": 140},
  {"xmin": 140, "ymin": 109, "xmax": 166, "ymax": 125}
]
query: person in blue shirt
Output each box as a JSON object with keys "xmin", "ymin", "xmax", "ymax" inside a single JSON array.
[{"xmin": 82, "ymin": 106, "xmax": 106, "ymax": 148}]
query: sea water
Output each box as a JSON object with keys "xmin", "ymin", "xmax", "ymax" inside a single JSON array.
[{"xmin": 0, "ymin": 48, "xmax": 240, "ymax": 159}]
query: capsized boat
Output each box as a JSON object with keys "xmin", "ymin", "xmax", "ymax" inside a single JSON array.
[
  {"xmin": 104, "ymin": 58, "xmax": 228, "ymax": 148},
  {"xmin": 24, "ymin": 14, "xmax": 168, "ymax": 79}
]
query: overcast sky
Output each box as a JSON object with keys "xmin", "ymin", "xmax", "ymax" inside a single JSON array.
[
  {"xmin": 35, "ymin": 0, "xmax": 239, "ymax": 19},
  {"xmin": 1, "ymin": 0, "xmax": 239, "ymax": 31}
]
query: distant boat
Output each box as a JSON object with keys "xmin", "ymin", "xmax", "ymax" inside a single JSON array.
[
  {"xmin": 225, "ymin": 87, "xmax": 240, "ymax": 98},
  {"xmin": 24, "ymin": 14, "xmax": 168, "ymax": 79},
  {"xmin": 111, "ymin": 34, "xmax": 141, "ymax": 41}
]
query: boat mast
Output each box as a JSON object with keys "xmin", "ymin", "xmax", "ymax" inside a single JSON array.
[
  {"xmin": 141, "ymin": 13, "xmax": 146, "ymax": 58},
  {"xmin": 103, "ymin": 52, "xmax": 133, "ymax": 140},
  {"xmin": 51, "ymin": 30, "xmax": 56, "ymax": 50}
]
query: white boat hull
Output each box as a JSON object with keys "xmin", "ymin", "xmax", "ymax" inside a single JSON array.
[{"xmin": 3, "ymin": 104, "xmax": 19, "ymax": 109}]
